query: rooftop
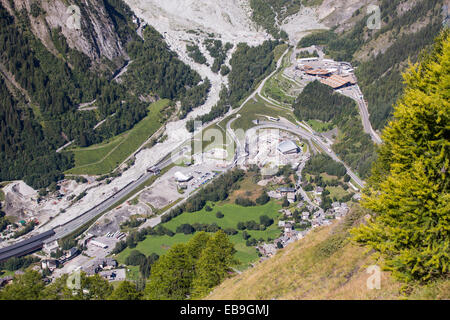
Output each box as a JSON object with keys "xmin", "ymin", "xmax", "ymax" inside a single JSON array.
[
  {"xmin": 277, "ymin": 140, "xmax": 299, "ymax": 154},
  {"xmin": 320, "ymin": 74, "xmax": 353, "ymax": 89}
]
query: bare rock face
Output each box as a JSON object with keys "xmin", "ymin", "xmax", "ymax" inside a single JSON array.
[{"xmin": 1, "ymin": 0, "xmax": 128, "ymax": 65}]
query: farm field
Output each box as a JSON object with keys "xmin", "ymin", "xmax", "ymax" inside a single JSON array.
[
  {"xmin": 65, "ymin": 99, "xmax": 171, "ymax": 175},
  {"xmin": 116, "ymin": 201, "xmax": 283, "ymax": 270}
]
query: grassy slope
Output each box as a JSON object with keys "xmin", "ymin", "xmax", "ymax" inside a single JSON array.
[
  {"xmin": 207, "ymin": 208, "xmax": 450, "ymax": 300},
  {"xmin": 66, "ymin": 99, "xmax": 170, "ymax": 175},
  {"xmin": 116, "ymin": 201, "xmax": 283, "ymax": 270},
  {"xmin": 231, "ymin": 96, "xmax": 297, "ymax": 131}
]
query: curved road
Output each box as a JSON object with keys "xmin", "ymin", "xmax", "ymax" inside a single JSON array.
[
  {"xmin": 250, "ymin": 122, "xmax": 365, "ymax": 189},
  {"xmin": 340, "ymin": 86, "xmax": 382, "ymax": 145}
]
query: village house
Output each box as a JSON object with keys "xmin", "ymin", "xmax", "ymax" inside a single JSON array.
[
  {"xmin": 353, "ymin": 193, "xmax": 362, "ymax": 201},
  {"xmin": 268, "ymin": 190, "xmax": 283, "ymax": 199},
  {"xmin": 258, "ymin": 243, "xmax": 277, "ymax": 257},
  {"xmin": 302, "ymin": 211, "xmax": 310, "ymax": 220},
  {"xmin": 314, "ymin": 186, "xmax": 323, "ymax": 195},
  {"xmin": 41, "ymin": 259, "xmax": 58, "ymax": 271},
  {"xmin": 277, "ymin": 187, "xmax": 297, "ymax": 203},
  {"xmin": 82, "ymin": 258, "xmax": 118, "ymax": 275},
  {"xmin": 0, "ymin": 276, "xmax": 13, "ymax": 288}
]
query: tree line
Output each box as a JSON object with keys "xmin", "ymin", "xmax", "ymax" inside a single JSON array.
[{"xmin": 0, "ymin": 231, "xmax": 237, "ymax": 300}]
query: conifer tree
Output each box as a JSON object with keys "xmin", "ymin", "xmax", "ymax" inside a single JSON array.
[
  {"xmin": 108, "ymin": 281, "xmax": 142, "ymax": 300},
  {"xmin": 144, "ymin": 244, "xmax": 195, "ymax": 300},
  {"xmin": 352, "ymin": 29, "xmax": 450, "ymax": 282},
  {"xmin": 192, "ymin": 230, "xmax": 237, "ymax": 298}
]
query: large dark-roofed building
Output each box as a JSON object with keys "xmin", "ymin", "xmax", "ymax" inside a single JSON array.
[{"xmin": 0, "ymin": 230, "xmax": 55, "ymax": 262}]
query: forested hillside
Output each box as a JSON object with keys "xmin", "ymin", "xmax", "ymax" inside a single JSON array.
[
  {"xmin": 298, "ymin": 0, "xmax": 445, "ymax": 129},
  {"xmin": 0, "ymin": 0, "xmax": 209, "ymax": 188},
  {"xmin": 0, "ymin": 230, "xmax": 237, "ymax": 300},
  {"xmin": 293, "ymin": 81, "xmax": 376, "ymax": 178}
]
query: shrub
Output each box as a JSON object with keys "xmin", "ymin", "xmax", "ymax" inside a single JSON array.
[
  {"xmin": 259, "ymin": 215, "xmax": 274, "ymax": 227},
  {"xmin": 125, "ymin": 250, "xmax": 147, "ymax": 266},
  {"xmin": 176, "ymin": 224, "xmax": 195, "ymax": 235},
  {"xmin": 215, "ymin": 211, "xmax": 224, "ymax": 219},
  {"xmin": 224, "ymin": 228, "xmax": 238, "ymax": 236},
  {"xmin": 256, "ymin": 191, "xmax": 270, "ymax": 205}
]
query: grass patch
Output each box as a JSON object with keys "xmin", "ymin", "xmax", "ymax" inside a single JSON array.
[
  {"xmin": 66, "ymin": 99, "xmax": 171, "ymax": 175},
  {"xmin": 231, "ymin": 96, "xmax": 297, "ymax": 131},
  {"xmin": 0, "ymin": 270, "xmax": 15, "ymax": 277},
  {"xmin": 327, "ymin": 186, "xmax": 350, "ymax": 201},
  {"xmin": 125, "ymin": 266, "xmax": 141, "ymax": 281},
  {"xmin": 307, "ymin": 119, "xmax": 334, "ymax": 133},
  {"xmin": 226, "ymin": 173, "xmax": 264, "ymax": 203}
]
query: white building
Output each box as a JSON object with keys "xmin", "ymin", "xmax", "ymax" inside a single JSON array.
[
  {"xmin": 174, "ymin": 171, "xmax": 193, "ymax": 183},
  {"xmin": 90, "ymin": 240, "xmax": 108, "ymax": 249},
  {"xmin": 43, "ymin": 240, "xmax": 59, "ymax": 255}
]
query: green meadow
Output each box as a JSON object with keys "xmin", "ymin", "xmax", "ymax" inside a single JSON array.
[
  {"xmin": 66, "ymin": 99, "xmax": 170, "ymax": 175},
  {"xmin": 116, "ymin": 201, "xmax": 283, "ymax": 270}
]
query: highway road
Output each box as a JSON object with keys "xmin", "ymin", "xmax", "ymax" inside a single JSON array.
[
  {"xmin": 340, "ymin": 86, "xmax": 382, "ymax": 145},
  {"xmin": 49, "ymin": 150, "xmax": 184, "ymax": 241}
]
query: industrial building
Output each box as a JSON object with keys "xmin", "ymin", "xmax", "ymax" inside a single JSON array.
[
  {"xmin": 90, "ymin": 239, "xmax": 108, "ymax": 249},
  {"xmin": 277, "ymin": 140, "xmax": 300, "ymax": 155},
  {"xmin": 320, "ymin": 74, "xmax": 356, "ymax": 89},
  {"xmin": 305, "ymin": 68, "xmax": 331, "ymax": 77},
  {"xmin": 43, "ymin": 240, "xmax": 59, "ymax": 255},
  {"xmin": 174, "ymin": 171, "xmax": 193, "ymax": 182}
]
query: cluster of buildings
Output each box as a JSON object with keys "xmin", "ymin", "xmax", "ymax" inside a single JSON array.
[
  {"xmin": 82, "ymin": 258, "xmax": 118, "ymax": 276},
  {"xmin": 296, "ymin": 58, "xmax": 358, "ymax": 90},
  {"xmin": 329, "ymin": 202, "xmax": 350, "ymax": 220},
  {"xmin": 257, "ymin": 202, "xmax": 351, "ymax": 260},
  {"xmin": 41, "ymin": 240, "xmax": 80, "ymax": 269},
  {"xmin": 268, "ymin": 187, "xmax": 297, "ymax": 203},
  {"xmin": 0, "ymin": 218, "xmax": 39, "ymax": 241}
]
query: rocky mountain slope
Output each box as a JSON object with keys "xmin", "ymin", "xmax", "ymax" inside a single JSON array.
[
  {"xmin": 0, "ymin": 0, "xmax": 131, "ymax": 68},
  {"xmin": 0, "ymin": 0, "xmax": 209, "ymax": 189}
]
